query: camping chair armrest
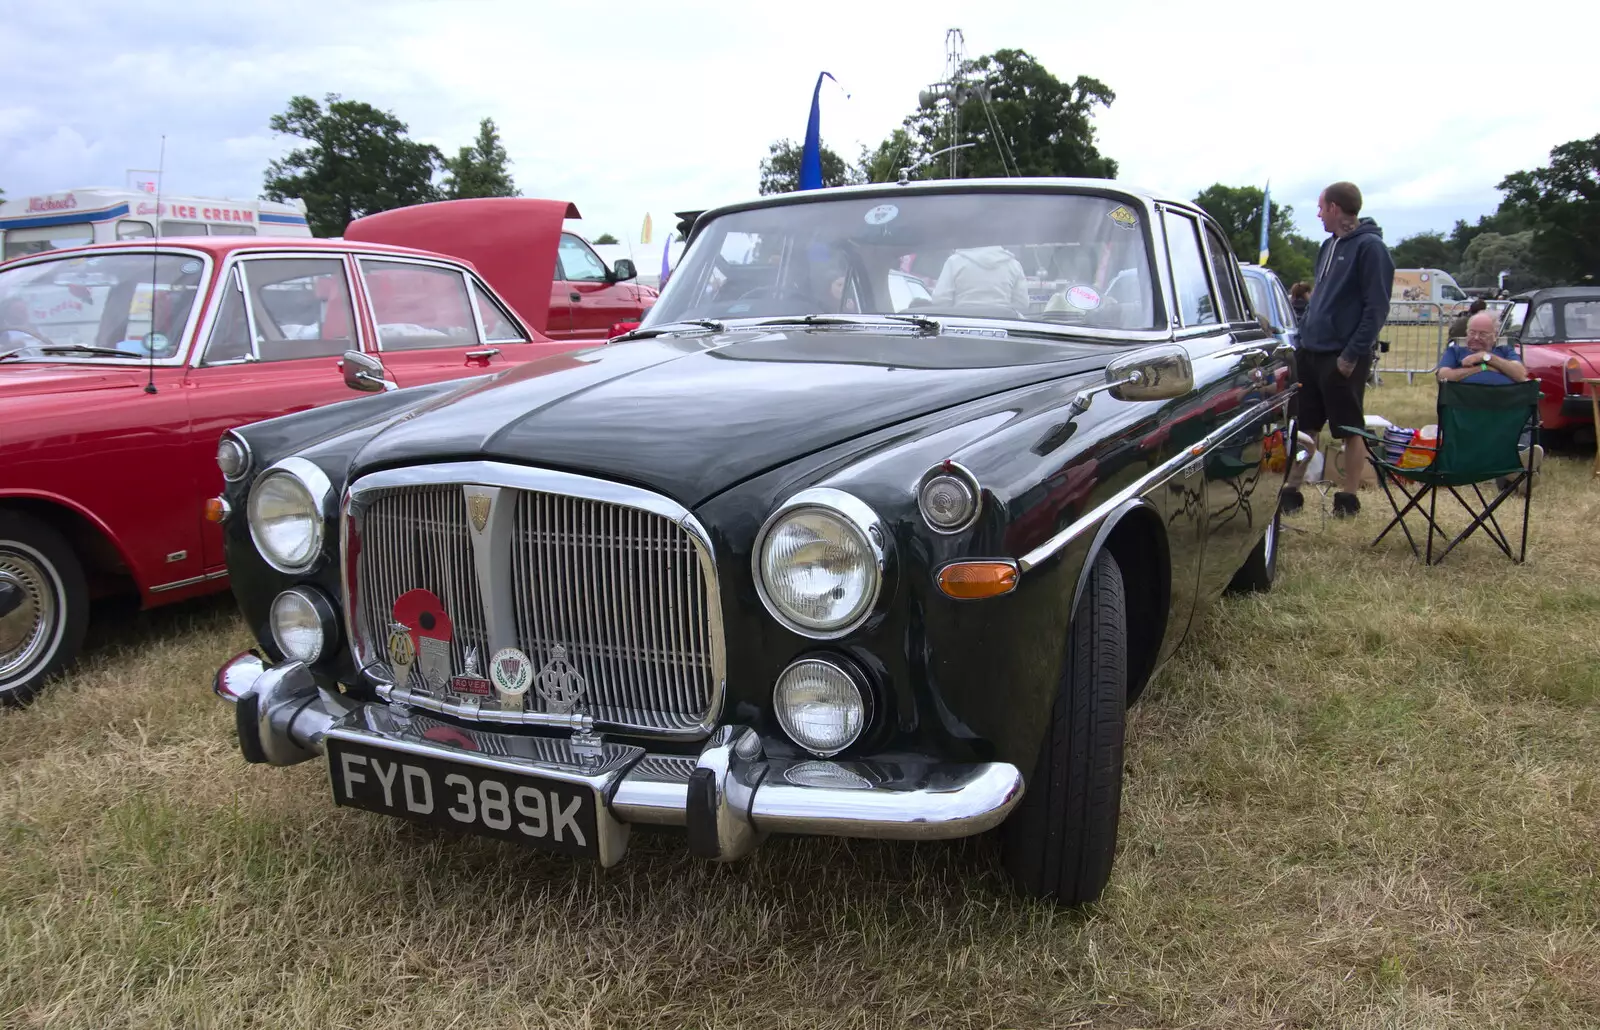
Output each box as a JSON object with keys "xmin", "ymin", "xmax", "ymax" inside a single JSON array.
[{"xmin": 1340, "ymin": 425, "xmax": 1384, "ymax": 443}]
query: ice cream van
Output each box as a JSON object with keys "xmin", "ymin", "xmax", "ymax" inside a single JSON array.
[{"xmin": 0, "ymin": 188, "xmax": 311, "ymax": 262}]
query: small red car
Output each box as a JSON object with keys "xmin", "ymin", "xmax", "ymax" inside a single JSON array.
[
  {"xmin": 0, "ymin": 233, "xmax": 581, "ymax": 703},
  {"xmin": 1497, "ymin": 287, "xmax": 1600, "ymax": 435},
  {"xmin": 343, "ymin": 198, "xmax": 657, "ymax": 343}
]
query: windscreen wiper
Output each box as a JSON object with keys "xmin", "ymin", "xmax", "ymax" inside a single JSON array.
[
  {"xmin": 610, "ymin": 319, "xmax": 726, "ymax": 342},
  {"xmin": 748, "ymin": 313, "xmax": 944, "ymax": 336},
  {"xmin": 34, "ymin": 344, "xmax": 141, "ymax": 358}
]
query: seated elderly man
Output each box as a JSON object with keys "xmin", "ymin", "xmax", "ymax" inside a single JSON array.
[
  {"xmin": 1436, "ymin": 309, "xmax": 1541, "ymax": 493},
  {"xmin": 1437, "ymin": 310, "xmax": 1527, "ymax": 384}
]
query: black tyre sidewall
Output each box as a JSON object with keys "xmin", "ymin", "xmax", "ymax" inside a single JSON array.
[
  {"xmin": 1002, "ymin": 549, "xmax": 1128, "ymax": 906},
  {"xmin": 1228, "ymin": 508, "xmax": 1280, "ymax": 594},
  {"xmin": 0, "ymin": 512, "xmax": 89, "ymax": 706}
]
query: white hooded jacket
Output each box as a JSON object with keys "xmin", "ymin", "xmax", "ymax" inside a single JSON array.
[{"xmin": 930, "ymin": 246, "xmax": 1031, "ymax": 312}]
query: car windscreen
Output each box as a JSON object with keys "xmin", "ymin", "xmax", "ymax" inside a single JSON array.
[
  {"xmin": 0, "ymin": 252, "xmax": 206, "ymax": 359},
  {"xmin": 645, "ymin": 192, "xmax": 1158, "ymax": 332}
]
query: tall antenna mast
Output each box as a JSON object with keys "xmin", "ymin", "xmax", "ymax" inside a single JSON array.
[
  {"xmin": 919, "ymin": 29, "xmax": 970, "ymax": 180},
  {"xmin": 143, "ymin": 135, "xmax": 166, "ymax": 395}
]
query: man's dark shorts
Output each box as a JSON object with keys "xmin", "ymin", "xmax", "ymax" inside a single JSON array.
[{"xmin": 1294, "ymin": 349, "xmax": 1371, "ymax": 439}]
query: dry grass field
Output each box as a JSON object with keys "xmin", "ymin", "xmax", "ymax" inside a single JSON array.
[{"xmin": 3, "ymin": 379, "xmax": 1597, "ymax": 1029}]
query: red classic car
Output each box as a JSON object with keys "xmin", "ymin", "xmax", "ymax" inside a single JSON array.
[
  {"xmin": 343, "ymin": 198, "xmax": 657, "ymax": 343},
  {"xmin": 0, "ymin": 234, "xmax": 580, "ymax": 703},
  {"xmin": 1497, "ymin": 287, "xmax": 1600, "ymax": 435}
]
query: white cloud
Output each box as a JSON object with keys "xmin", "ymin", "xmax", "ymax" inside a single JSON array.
[{"xmin": 2, "ymin": 0, "xmax": 1596, "ymax": 249}]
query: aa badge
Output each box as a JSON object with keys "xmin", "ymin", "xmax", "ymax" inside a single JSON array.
[{"xmin": 387, "ymin": 623, "xmax": 415, "ymax": 688}]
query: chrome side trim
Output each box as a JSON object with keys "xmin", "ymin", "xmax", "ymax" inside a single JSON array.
[
  {"xmin": 1017, "ymin": 396, "xmax": 1287, "ymax": 573},
  {"xmin": 149, "ymin": 568, "xmax": 230, "ymax": 593}
]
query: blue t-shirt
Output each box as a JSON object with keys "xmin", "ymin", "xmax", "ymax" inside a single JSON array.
[{"xmin": 1439, "ymin": 343, "xmax": 1520, "ymax": 385}]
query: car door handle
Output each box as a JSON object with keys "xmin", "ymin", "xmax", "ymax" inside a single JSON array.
[
  {"xmin": 570, "ymin": 292, "xmax": 582, "ymax": 302},
  {"xmin": 465, "ymin": 348, "xmax": 501, "ymax": 364}
]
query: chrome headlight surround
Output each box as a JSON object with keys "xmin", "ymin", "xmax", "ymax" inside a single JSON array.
[
  {"xmin": 752, "ymin": 487, "xmax": 887, "ymax": 639},
  {"xmin": 247, "ymin": 456, "xmax": 334, "ymax": 574},
  {"xmin": 269, "ymin": 586, "xmax": 339, "ymax": 664},
  {"xmin": 772, "ymin": 654, "xmax": 873, "ymax": 757},
  {"xmin": 217, "ymin": 431, "xmax": 252, "ymax": 482}
]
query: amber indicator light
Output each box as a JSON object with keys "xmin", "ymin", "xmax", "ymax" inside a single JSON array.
[
  {"xmin": 204, "ymin": 497, "xmax": 228, "ymax": 523},
  {"xmin": 937, "ymin": 561, "xmax": 1018, "ymax": 599}
]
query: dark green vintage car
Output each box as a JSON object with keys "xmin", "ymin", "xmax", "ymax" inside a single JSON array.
[{"xmin": 210, "ymin": 180, "xmax": 1294, "ymax": 905}]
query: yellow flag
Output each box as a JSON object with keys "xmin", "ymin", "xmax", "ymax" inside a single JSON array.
[{"xmin": 641, "ymin": 213, "xmax": 653, "ymax": 245}]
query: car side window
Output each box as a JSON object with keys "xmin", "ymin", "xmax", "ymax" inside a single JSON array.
[
  {"xmin": 1163, "ymin": 213, "xmax": 1218, "ymax": 327},
  {"xmin": 240, "ymin": 258, "xmax": 357, "ymax": 362},
  {"xmin": 557, "ymin": 234, "xmax": 609, "ymax": 283},
  {"xmin": 1566, "ymin": 300, "xmax": 1600, "ymax": 338},
  {"xmin": 360, "ymin": 259, "xmax": 479, "ymax": 351},
  {"xmin": 1525, "ymin": 301, "xmax": 1556, "ymax": 341},
  {"xmin": 469, "ymin": 278, "xmax": 528, "ymax": 342},
  {"xmin": 201, "ymin": 267, "xmax": 253, "ymax": 364},
  {"xmin": 1271, "ymin": 278, "xmax": 1295, "ymax": 328},
  {"xmin": 1201, "ymin": 228, "xmax": 1245, "ymax": 322}
]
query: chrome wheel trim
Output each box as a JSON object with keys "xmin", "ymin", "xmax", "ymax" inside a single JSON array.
[
  {"xmin": 0, "ymin": 542, "xmax": 64, "ymax": 686},
  {"xmin": 1263, "ymin": 511, "xmax": 1279, "ymax": 573}
]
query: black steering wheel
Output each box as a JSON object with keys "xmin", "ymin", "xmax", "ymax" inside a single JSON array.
[{"xmin": 736, "ymin": 284, "xmax": 818, "ymax": 306}]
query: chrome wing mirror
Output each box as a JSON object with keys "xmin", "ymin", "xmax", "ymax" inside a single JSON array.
[
  {"xmin": 339, "ymin": 350, "xmax": 397, "ymax": 393},
  {"xmin": 1068, "ymin": 344, "xmax": 1194, "ymax": 417}
]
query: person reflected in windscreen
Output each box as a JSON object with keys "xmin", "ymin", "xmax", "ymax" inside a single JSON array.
[
  {"xmin": 929, "ymin": 245, "xmax": 1031, "ymax": 314},
  {"xmin": 1, "ymin": 296, "xmax": 47, "ymax": 350},
  {"xmin": 1279, "ymin": 181, "xmax": 1396, "ymax": 519}
]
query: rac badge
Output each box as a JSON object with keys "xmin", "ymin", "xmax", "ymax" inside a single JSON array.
[
  {"xmin": 491, "ymin": 647, "xmax": 533, "ymax": 709},
  {"xmin": 535, "ymin": 645, "xmax": 587, "ymax": 714}
]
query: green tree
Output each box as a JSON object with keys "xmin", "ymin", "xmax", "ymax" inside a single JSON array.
[
  {"xmin": 1459, "ymin": 230, "xmax": 1552, "ymax": 291},
  {"xmin": 263, "ymin": 93, "xmax": 443, "ymax": 237},
  {"xmin": 1191, "ymin": 183, "xmax": 1315, "ymax": 286},
  {"xmin": 593, "ymin": 233, "xmax": 619, "ymax": 245},
  {"xmin": 758, "ymin": 139, "xmax": 860, "ymax": 194},
  {"xmin": 442, "ymin": 117, "xmax": 520, "ymax": 200},
  {"xmin": 1498, "ymin": 133, "xmax": 1600, "ymax": 284},
  {"xmin": 889, "ymin": 49, "xmax": 1116, "ymax": 180},
  {"xmin": 1390, "ymin": 231, "xmax": 1455, "ymax": 271},
  {"xmin": 856, "ymin": 128, "xmax": 917, "ymax": 184}
]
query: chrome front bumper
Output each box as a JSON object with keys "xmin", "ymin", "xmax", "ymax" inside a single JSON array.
[{"xmin": 214, "ymin": 652, "xmax": 1025, "ymax": 867}]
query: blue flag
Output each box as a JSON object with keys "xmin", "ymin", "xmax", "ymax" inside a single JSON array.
[
  {"xmin": 1258, "ymin": 182, "xmax": 1271, "ymax": 265},
  {"xmin": 799, "ymin": 72, "xmax": 836, "ymax": 191}
]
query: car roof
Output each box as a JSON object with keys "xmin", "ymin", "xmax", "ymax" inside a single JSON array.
[
  {"xmin": 0, "ymin": 235, "xmax": 466, "ymax": 268},
  {"xmin": 1509, "ymin": 286, "xmax": 1600, "ymax": 303},
  {"xmin": 689, "ymin": 177, "xmax": 1202, "ymax": 230}
]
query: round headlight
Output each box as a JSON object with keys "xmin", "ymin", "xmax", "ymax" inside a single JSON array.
[
  {"xmin": 755, "ymin": 489, "xmax": 884, "ymax": 637},
  {"xmin": 217, "ymin": 434, "xmax": 250, "ymax": 481},
  {"xmin": 248, "ymin": 461, "xmax": 328, "ymax": 573},
  {"xmin": 270, "ymin": 587, "xmax": 336, "ymax": 663},
  {"xmin": 773, "ymin": 657, "xmax": 868, "ymax": 756}
]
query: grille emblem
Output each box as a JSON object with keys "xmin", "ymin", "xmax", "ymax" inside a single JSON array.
[
  {"xmin": 467, "ymin": 493, "xmax": 492, "ymax": 533},
  {"xmin": 535, "ymin": 645, "xmax": 587, "ymax": 714}
]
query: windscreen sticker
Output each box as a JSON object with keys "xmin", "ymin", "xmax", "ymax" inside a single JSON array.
[
  {"xmin": 1108, "ymin": 205, "xmax": 1138, "ymax": 230},
  {"xmin": 864, "ymin": 203, "xmax": 899, "ymax": 226},
  {"xmin": 1065, "ymin": 285, "xmax": 1102, "ymax": 310},
  {"xmin": 181, "ymin": 260, "xmax": 201, "ymax": 274}
]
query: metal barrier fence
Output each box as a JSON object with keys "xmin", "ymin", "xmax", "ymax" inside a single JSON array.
[{"xmin": 1376, "ymin": 301, "xmax": 1456, "ymax": 384}]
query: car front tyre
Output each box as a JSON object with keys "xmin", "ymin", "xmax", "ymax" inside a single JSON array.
[
  {"xmin": 0, "ymin": 512, "xmax": 89, "ymax": 706},
  {"xmin": 1227, "ymin": 508, "xmax": 1280, "ymax": 594},
  {"xmin": 1002, "ymin": 549, "xmax": 1127, "ymax": 906}
]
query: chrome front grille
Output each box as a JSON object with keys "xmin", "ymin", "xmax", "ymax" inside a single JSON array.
[{"xmin": 346, "ymin": 463, "xmax": 724, "ymax": 738}]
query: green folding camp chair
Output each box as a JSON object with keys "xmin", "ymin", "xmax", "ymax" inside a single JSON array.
[{"xmin": 1343, "ymin": 378, "xmax": 1541, "ymax": 565}]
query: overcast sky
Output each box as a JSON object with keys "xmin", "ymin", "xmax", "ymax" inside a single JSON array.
[{"xmin": 3, "ymin": 0, "xmax": 1596, "ymax": 254}]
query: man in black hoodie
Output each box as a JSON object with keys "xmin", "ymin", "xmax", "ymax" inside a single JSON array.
[{"xmin": 1280, "ymin": 181, "xmax": 1395, "ymax": 518}]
